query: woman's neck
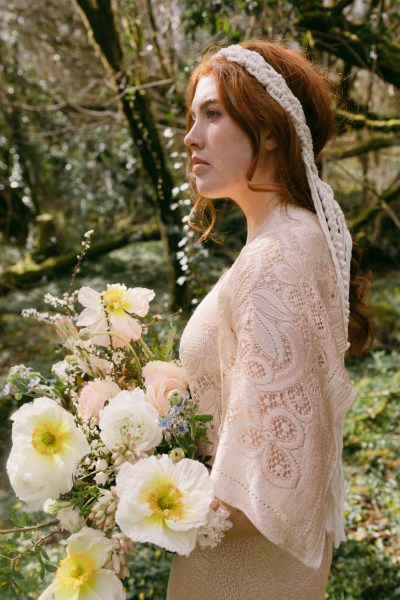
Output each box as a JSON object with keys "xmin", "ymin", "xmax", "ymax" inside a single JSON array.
[{"xmin": 235, "ymin": 191, "xmax": 282, "ymax": 245}]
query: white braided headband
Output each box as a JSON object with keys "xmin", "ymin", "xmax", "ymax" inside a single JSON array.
[{"xmin": 213, "ymin": 44, "xmax": 352, "ymax": 346}]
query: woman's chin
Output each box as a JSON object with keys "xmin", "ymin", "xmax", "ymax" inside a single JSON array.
[{"xmin": 195, "ymin": 182, "xmax": 225, "ymax": 199}]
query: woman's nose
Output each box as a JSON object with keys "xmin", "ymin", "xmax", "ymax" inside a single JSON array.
[{"xmin": 184, "ymin": 123, "xmax": 203, "ymax": 149}]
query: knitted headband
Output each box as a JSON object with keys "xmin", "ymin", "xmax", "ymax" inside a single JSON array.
[{"xmin": 213, "ymin": 44, "xmax": 352, "ymax": 345}]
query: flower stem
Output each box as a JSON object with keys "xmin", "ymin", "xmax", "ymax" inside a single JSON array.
[
  {"xmin": 138, "ymin": 337, "xmax": 155, "ymax": 360},
  {"xmin": 89, "ymin": 331, "xmax": 141, "ymax": 364}
]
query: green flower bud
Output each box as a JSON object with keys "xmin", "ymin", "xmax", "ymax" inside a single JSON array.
[
  {"xmin": 169, "ymin": 447, "xmax": 185, "ymax": 463},
  {"xmin": 168, "ymin": 389, "xmax": 183, "ymax": 406}
]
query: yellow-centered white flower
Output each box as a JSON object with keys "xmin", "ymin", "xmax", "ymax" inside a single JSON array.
[
  {"xmin": 38, "ymin": 527, "xmax": 124, "ymax": 600},
  {"xmin": 76, "ymin": 284, "xmax": 155, "ymax": 347},
  {"xmin": 6, "ymin": 397, "xmax": 90, "ymax": 510},
  {"xmin": 99, "ymin": 389, "xmax": 162, "ymax": 452},
  {"xmin": 115, "ymin": 455, "xmax": 214, "ymax": 555}
]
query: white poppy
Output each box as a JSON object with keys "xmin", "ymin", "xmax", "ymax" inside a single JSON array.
[
  {"xmin": 76, "ymin": 284, "xmax": 155, "ymax": 347},
  {"xmin": 6, "ymin": 397, "xmax": 90, "ymax": 510},
  {"xmin": 115, "ymin": 455, "xmax": 214, "ymax": 555},
  {"xmin": 38, "ymin": 527, "xmax": 124, "ymax": 600}
]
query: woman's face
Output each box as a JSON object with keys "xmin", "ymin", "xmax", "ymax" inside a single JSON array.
[{"xmin": 184, "ymin": 75, "xmax": 255, "ymax": 200}]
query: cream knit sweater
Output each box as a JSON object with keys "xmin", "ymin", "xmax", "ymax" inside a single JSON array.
[{"xmin": 167, "ymin": 203, "xmax": 355, "ymax": 599}]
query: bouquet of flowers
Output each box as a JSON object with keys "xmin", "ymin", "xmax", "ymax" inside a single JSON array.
[{"xmin": 1, "ymin": 233, "xmax": 231, "ymax": 600}]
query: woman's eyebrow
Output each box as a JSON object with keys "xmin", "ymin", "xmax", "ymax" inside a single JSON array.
[{"xmin": 190, "ymin": 98, "xmax": 220, "ymax": 116}]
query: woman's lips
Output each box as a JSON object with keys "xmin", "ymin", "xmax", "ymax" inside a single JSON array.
[
  {"xmin": 192, "ymin": 157, "xmax": 210, "ymax": 174},
  {"xmin": 193, "ymin": 162, "xmax": 210, "ymax": 174}
]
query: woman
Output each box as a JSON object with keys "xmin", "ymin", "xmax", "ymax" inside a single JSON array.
[{"xmin": 167, "ymin": 40, "xmax": 371, "ymax": 600}]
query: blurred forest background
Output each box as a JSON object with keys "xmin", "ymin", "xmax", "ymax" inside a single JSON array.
[{"xmin": 0, "ymin": 0, "xmax": 399, "ymax": 598}]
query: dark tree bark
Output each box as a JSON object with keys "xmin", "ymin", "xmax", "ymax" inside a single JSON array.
[{"xmin": 74, "ymin": 0, "xmax": 191, "ymax": 310}]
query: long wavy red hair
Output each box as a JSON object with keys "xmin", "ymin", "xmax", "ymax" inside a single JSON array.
[{"xmin": 185, "ymin": 40, "xmax": 372, "ymax": 355}]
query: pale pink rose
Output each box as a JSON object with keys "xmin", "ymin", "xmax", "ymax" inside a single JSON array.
[
  {"xmin": 146, "ymin": 378, "xmax": 189, "ymax": 416},
  {"xmin": 142, "ymin": 361, "xmax": 189, "ymax": 416},
  {"xmin": 142, "ymin": 360, "xmax": 188, "ymax": 389},
  {"xmin": 78, "ymin": 378, "xmax": 121, "ymax": 421}
]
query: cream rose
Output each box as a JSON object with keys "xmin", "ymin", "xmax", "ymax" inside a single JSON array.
[
  {"xmin": 77, "ymin": 378, "xmax": 121, "ymax": 421},
  {"xmin": 142, "ymin": 361, "xmax": 189, "ymax": 416}
]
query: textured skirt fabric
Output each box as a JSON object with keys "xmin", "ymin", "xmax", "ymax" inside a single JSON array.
[{"xmin": 166, "ymin": 531, "xmax": 333, "ymax": 600}]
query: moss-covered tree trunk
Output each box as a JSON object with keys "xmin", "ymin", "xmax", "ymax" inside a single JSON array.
[
  {"xmin": 0, "ymin": 222, "xmax": 159, "ymax": 294},
  {"xmin": 74, "ymin": 0, "xmax": 191, "ymax": 311}
]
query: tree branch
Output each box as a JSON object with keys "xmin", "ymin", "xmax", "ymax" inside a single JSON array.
[
  {"xmin": 5, "ymin": 78, "xmax": 174, "ymax": 115},
  {"xmin": 381, "ymin": 201, "xmax": 400, "ymax": 230},
  {"xmin": 146, "ymin": 0, "xmax": 171, "ymax": 79},
  {"xmin": 336, "ymin": 109, "xmax": 400, "ymax": 133},
  {"xmin": 349, "ymin": 178, "xmax": 400, "ymax": 232},
  {"xmin": 325, "ymin": 135, "xmax": 400, "ymax": 160},
  {"xmin": 0, "ymin": 520, "xmax": 59, "ymax": 535}
]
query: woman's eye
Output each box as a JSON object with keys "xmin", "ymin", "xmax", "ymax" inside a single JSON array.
[{"xmin": 207, "ymin": 109, "xmax": 220, "ymax": 120}]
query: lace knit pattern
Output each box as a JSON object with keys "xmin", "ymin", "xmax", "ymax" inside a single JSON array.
[{"xmin": 167, "ymin": 205, "xmax": 355, "ymax": 598}]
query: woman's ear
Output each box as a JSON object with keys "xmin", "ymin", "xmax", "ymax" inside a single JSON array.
[{"xmin": 263, "ymin": 130, "xmax": 277, "ymax": 151}]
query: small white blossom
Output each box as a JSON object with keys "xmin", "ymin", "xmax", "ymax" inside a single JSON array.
[
  {"xmin": 196, "ymin": 504, "xmax": 232, "ymax": 549},
  {"xmin": 94, "ymin": 471, "xmax": 108, "ymax": 486},
  {"xmin": 95, "ymin": 458, "xmax": 108, "ymax": 472},
  {"xmin": 57, "ymin": 505, "xmax": 85, "ymax": 533},
  {"xmin": 52, "ymin": 360, "xmax": 70, "ymax": 381}
]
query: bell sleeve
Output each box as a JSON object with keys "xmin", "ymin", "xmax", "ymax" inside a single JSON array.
[{"xmin": 211, "ymin": 222, "xmax": 355, "ymax": 569}]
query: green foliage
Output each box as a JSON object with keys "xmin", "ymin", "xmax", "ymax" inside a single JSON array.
[
  {"xmin": 181, "ymin": 0, "xmax": 268, "ymax": 39},
  {"xmin": 125, "ymin": 546, "xmax": 172, "ymax": 600},
  {"xmin": 367, "ymin": 274, "xmax": 400, "ymax": 348},
  {"xmin": 0, "ymin": 499, "xmax": 62, "ymax": 599},
  {"xmin": 328, "ymin": 540, "xmax": 400, "ymax": 600},
  {"xmin": 326, "ymin": 350, "xmax": 400, "ymax": 599}
]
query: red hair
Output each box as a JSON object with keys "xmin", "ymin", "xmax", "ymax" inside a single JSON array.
[{"xmin": 185, "ymin": 40, "xmax": 372, "ymax": 355}]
